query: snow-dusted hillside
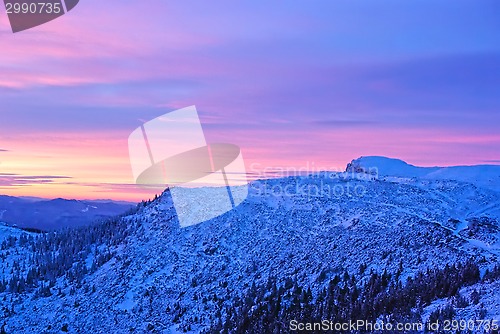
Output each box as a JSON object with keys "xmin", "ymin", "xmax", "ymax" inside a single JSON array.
[
  {"xmin": 346, "ymin": 156, "xmax": 500, "ymax": 192},
  {"xmin": 0, "ymin": 222, "xmax": 29, "ymax": 242},
  {"xmin": 0, "ymin": 165, "xmax": 499, "ymax": 333}
]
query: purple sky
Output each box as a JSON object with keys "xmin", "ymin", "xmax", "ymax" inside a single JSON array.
[{"xmin": 0, "ymin": 0, "xmax": 499, "ymax": 200}]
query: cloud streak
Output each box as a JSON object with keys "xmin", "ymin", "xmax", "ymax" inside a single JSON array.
[{"xmin": 0, "ymin": 173, "xmax": 72, "ymax": 187}]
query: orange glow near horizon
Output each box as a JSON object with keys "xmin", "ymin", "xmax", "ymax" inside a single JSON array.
[
  {"xmin": 1, "ymin": 127, "xmax": 498, "ymax": 202},
  {"xmin": 0, "ymin": 131, "xmax": 156, "ymax": 202}
]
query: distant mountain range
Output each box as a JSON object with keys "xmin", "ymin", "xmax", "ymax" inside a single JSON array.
[{"xmin": 0, "ymin": 195, "xmax": 136, "ymax": 231}]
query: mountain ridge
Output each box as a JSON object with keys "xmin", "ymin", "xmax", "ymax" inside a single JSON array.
[{"xmin": 346, "ymin": 156, "xmax": 500, "ymax": 192}]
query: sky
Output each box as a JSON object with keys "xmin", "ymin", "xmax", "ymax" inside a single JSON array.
[{"xmin": 0, "ymin": 0, "xmax": 499, "ymax": 202}]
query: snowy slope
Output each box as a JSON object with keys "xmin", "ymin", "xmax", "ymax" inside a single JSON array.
[
  {"xmin": 347, "ymin": 156, "xmax": 500, "ymax": 191},
  {"xmin": 0, "ymin": 170, "xmax": 499, "ymax": 333},
  {"xmin": 0, "ymin": 222, "xmax": 29, "ymax": 242}
]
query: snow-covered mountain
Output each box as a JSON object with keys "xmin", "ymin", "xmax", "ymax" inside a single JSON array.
[
  {"xmin": 0, "ymin": 158, "xmax": 499, "ymax": 333},
  {"xmin": 346, "ymin": 156, "xmax": 500, "ymax": 192}
]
